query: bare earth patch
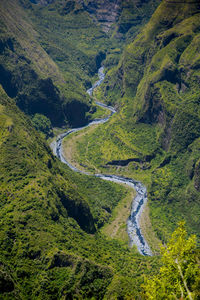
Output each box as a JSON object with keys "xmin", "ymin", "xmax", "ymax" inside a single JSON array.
[
  {"xmin": 101, "ymin": 186, "xmax": 135, "ymax": 243},
  {"xmin": 140, "ymin": 204, "xmax": 161, "ymax": 254}
]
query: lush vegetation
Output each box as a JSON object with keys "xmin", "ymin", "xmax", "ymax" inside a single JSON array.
[
  {"xmin": 0, "ymin": 0, "xmax": 160, "ymax": 127},
  {"xmin": 144, "ymin": 222, "xmax": 200, "ymax": 299},
  {"xmin": 0, "ymin": 86, "xmax": 160, "ymax": 298},
  {"xmin": 0, "ymin": 0, "xmax": 112, "ymax": 127},
  {"xmin": 31, "ymin": 113, "xmax": 53, "ymax": 138},
  {"xmin": 1, "ymin": 0, "xmax": 200, "ymax": 298},
  {"xmin": 72, "ymin": 0, "xmax": 200, "ymax": 243}
]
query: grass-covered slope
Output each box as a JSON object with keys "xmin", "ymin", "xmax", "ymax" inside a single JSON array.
[
  {"xmin": 0, "ymin": 87, "xmax": 159, "ymax": 298},
  {"xmin": 0, "ymin": 0, "xmax": 111, "ymax": 128},
  {"xmin": 0, "ymin": 0, "xmax": 71, "ymax": 126},
  {"xmin": 71, "ymin": 0, "xmax": 200, "ymax": 242},
  {"xmin": 28, "ymin": 0, "xmax": 159, "ymax": 37},
  {"xmin": 0, "ymin": 0, "xmax": 160, "ymax": 128},
  {"xmin": 116, "ymin": 0, "xmax": 160, "ymax": 39},
  {"xmin": 26, "ymin": 0, "xmax": 110, "ymax": 84}
]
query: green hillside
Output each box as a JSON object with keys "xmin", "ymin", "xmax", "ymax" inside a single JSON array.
[
  {"xmin": 1, "ymin": 0, "xmax": 200, "ymax": 298},
  {"xmin": 0, "ymin": 0, "xmax": 109, "ymax": 128},
  {"xmin": 70, "ymin": 0, "xmax": 200, "ymax": 241},
  {"xmin": 0, "ymin": 86, "xmax": 161, "ymax": 298},
  {"xmin": 0, "ymin": 0, "xmax": 160, "ymax": 128}
]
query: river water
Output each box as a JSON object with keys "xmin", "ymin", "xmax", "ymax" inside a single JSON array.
[{"xmin": 51, "ymin": 67, "xmax": 152, "ymax": 256}]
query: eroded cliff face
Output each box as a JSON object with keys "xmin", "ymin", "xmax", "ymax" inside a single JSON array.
[
  {"xmin": 74, "ymin": 0, "xmax": 159, "ymax": 34},
  {"xmin": 27, "ymin": 0, "xmax": 159, "ymax": 34},
  {"xmin": 100, "ymin": 0, "xmax": 200, "ymax": 149},
  {"xmin": 29, "ymin": 0, "xmax": 121, "ymax": 32},
  {"xmin": 81, "ymin": 0, "xmax": 121, "ymax": 32}
]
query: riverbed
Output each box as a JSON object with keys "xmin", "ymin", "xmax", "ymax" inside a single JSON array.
[{"xmin": 51, "ymin": 67, "xmax": 152, "ymax": 256}]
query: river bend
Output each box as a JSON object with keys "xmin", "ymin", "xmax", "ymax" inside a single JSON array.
[{"xmin": 51, "ymin": 67, "xmax": 152, "ymax": 256}]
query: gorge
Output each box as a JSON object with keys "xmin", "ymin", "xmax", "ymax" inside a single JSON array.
[
  {"xmin": 0, "ymin": 0, "xmax": 200, "ymax": 298},
  {"xmin": 52, "ymin": 67, "xmax": 152, "ymax": 256}
]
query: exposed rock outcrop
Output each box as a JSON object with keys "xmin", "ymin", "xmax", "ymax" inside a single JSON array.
[{"xmin": 81, "ymin": 0, "xmax": 121, "ymax": 32}]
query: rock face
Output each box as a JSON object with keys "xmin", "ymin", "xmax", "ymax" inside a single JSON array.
[
  {"xmin": 28, "ymin": 0, "xmax": 157, "ymax": 33},
  {"xmin": 102, "ymin": 0, "xmax": 200, "ymax": 149},
  {"xmin": 81, "ymin": 0, "xmax": 121, "ymax": 32},
  {"xmin": 27, "ymin": 0, "xmax": 121, "ymax": 30},
  {"xmin": 80, "ymin": 0, "xmax": 158, "ymax": 33},
  {"xmin": 0, "ymin": 36, "xmax": 91, "ymax": 127}
]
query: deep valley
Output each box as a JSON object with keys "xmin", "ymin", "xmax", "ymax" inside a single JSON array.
[{"xmin": 0, "ymin": 0, "xmax": 200, "ymax": 299}]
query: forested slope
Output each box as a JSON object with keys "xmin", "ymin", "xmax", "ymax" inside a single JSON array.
[
  {"xmin": 76, "ymin": 0, "xmax": 200, "ymax": 241},
  {"xmin": 0, "ymin": 0, "xmax": 160, "ymax": 127},
  {"xmin": 0, "ymin": 86, "xmax": 159, "ymax": 298},
  {"xmin": 1, "ymin": 0, "xmax": 200, "ymax": 298},
  {"xmin": 0, "ymin": 0, "xmax": 108, "ymax": 127}
]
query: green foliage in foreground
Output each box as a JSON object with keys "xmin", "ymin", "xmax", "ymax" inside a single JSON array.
[{"xmin": 144, "ymin": 222, "xmax": 200, "ymax": 299}]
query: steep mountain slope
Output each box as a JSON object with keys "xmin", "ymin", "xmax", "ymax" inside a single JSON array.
[
  {"xmin": 79, "ymin": 0, "xmax": 121, "ymax": 33},
  {"xmin": 114, "ymin": 0, "xmax": 200, "ymax": 241},
  {"xmin": 28, "ymin": 0, "xmax": 159, "ymax": 35},
  {"xmin": 2, "ymin": 0, "xmax": 199, "ymax": 297},
  {"xmin": 74, "ymin": 0, "xmax": 200, "ymax": 241},
  {"xmin": 0, "ymin": 0, "xmax": 160, "ymax": 128},
  {"xmin": 0, "ymin": 86, "xmax": 159, "ymax": 298},
  {"xmin": 0, "ymin": 0, "xmax": 110, "ymax": 128}
]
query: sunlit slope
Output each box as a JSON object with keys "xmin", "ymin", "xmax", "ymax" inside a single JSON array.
[
  {"xmin": 73, "ymin": 0, "xmax": 200, "ymax": 241},
  {"xmin": 0, "ymin": 87, "xmax": 159, "ymax": 298}
]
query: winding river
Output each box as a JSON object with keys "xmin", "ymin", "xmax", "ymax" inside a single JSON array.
[{"xmin": 51, "ymin": 67, "xmax": 152, "ymax": 256}]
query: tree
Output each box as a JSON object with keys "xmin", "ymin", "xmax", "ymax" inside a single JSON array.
[
  {"xmin": 143, "ymin": 222, "xmax": 200, "ymax": 299},
  {"xmin": 32, "ymin": 113, "xmax": 53, "ymax": 138}
]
